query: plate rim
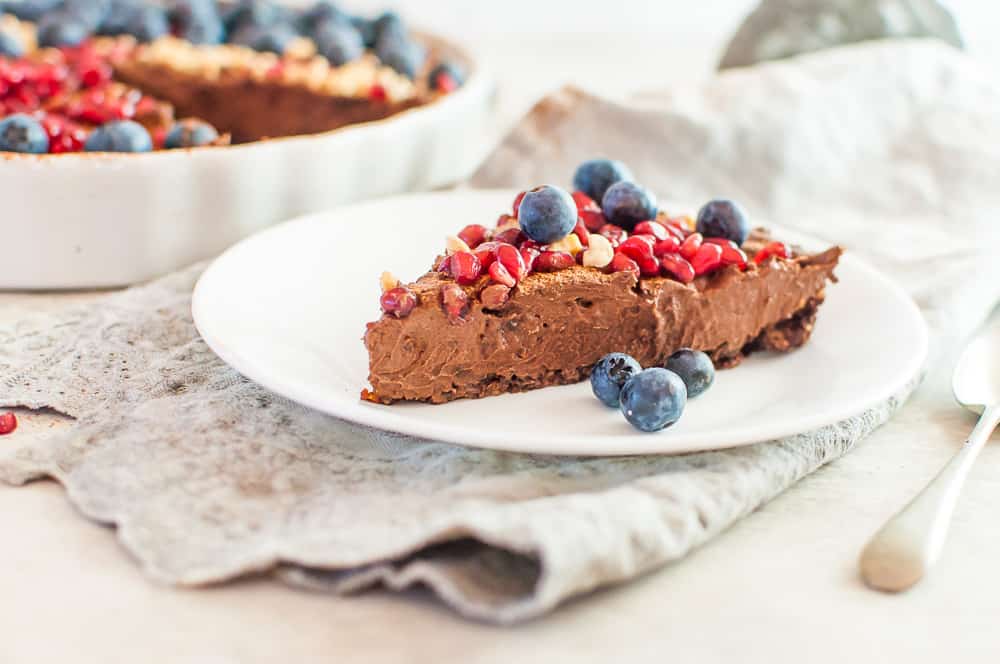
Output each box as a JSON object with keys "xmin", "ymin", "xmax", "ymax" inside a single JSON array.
[{"xmin": 192, "ymin": 189, "xmax": 929, "ymax": 456}]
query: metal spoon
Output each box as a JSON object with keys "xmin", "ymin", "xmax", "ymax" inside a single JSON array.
[{"xmin": 859, "ymin": 321, "xmax": 1000, "ymax": 592}]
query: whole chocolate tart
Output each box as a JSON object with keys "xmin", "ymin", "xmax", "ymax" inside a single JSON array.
[{"xmin": 364, "ymin": 190, "xmax": 841, "ymax": 405}]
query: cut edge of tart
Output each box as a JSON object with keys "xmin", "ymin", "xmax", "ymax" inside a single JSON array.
[{"xmin": 363, "ymin": 186, "xmax": 842, "ymax": 405}]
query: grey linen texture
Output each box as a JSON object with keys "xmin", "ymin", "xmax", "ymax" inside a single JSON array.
[{"xmin": 2, "ymin": 39, "xmax": 997, "ymax": 623}]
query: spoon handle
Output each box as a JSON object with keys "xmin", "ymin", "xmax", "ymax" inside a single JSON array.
[{"xmin": 859, "ymin": 404, "xmax": 1000, "ymax": 592}]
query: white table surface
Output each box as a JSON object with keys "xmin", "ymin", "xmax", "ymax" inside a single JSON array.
[{"xmin": 3, "ymin": 10, "xmax": 1000, "ymax": 663}]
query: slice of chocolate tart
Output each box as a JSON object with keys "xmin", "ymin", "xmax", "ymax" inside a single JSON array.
[{"xmin": 364, "ymin": 182, "xmax": 841, "ymax": 405}]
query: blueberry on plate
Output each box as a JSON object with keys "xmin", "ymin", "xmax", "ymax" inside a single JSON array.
[
  {"xmin": 619, "ymin": 368, "xmax": 687, "ymax": 432},
  {"xmin": 36, "ymin": 12, "xmax": 92, "ymax": 49},
  {"xmin": 97, "ymin": 0, "xmax": 144, "ymax": 37},
  {"xmin": 298, "ymin": 1, "xmax": 350, "ymax": 37},
  {"xmin": 517, "ymin": 185, "xmax": 577, "ymax": 244},
  {"xmin": 229, "ymin": 22, "xmax": 297, "ymax": 54},
  {"xmin": 696, "ymin": 199, "xmax": 750, "ymax": 246},
  {"xmin": 373, "ymin": 11, "xmax": 405, "ymax": 41},
  {"xmin": 591, "ymin": 353, "xmax": 642, "ymax": 408},
  {"xmin": 601, "ymin": 180, "xmax": 658, "ymax": 231},
  {"xmin": 428, "ymin": 62, "xmax": 464, "ymax": 91},
  {"xmin": 0, "ymin": 30, "xmax": 25, "ymax": 58},
  {"xmin": 2, "ymin": 0, "xmax": 61, "ymax": 22},
  {"xmin": 84, "ymin": 120, "xmax": 153, "ymax": 153},
  {"xmin": 63, "ymin": 0, "xmax": 112, "ymax": 29},
  {"xmin": 572, "ymin": 158, "xmax": 633, "ymax": 204},
  {"xmin": 314, "ymin": 22, "xmax": 364, "ymax": 66},
  {"xmin": 664, "ymin": 348, "xmax": 715, "ymax": 398},
  {"xmin": 164, "ymin": 119, "xmax": 219, "ymax": 149},
  {"xmin": 349, "ymin": 15, "xmax": 377, "ymax": 48},
  {"xmin": 0, "ymin": 114, "xmax": 50, "ymax": 154},
  {"xmin": 125, "ymin": 5, "xmax": 170, "ymax": 43},
  {"xmin": 375, "ymin": 33, "xmax": 425, "ymax": 78},
  {"xmin": 224, "ymin": 0, "xmax": 284, "ymax": 32},
  {"xmin": 172, "ymin": 1, "xmax": 226, "ymax": 45}
]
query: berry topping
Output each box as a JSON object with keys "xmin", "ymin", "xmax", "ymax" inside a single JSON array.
[
  {"xmin": 496, "ymin": 244, "xmax": 527, "ymax": 282},
  {"xmin": 492, "ymin": 226, "xmax": 525, "ymax": 246},
  {"xmin": 619, "ymin": 368, "xmax": 687, "ymax": 432},
  {"xmin": 171, "ymin": 0, "xmax": 226, "ymax": 45},
  {"xmin": 439, "ymin": 283, "xmax": 469, "ymax": 323},
  {"xmin": 447, "ymin": 251, "xmax": 482, "ymax": 285},
  {"xmin": 380, "ymin": 286, "xmax": 417, "ymax": 318},
  {"xmin": 457, "ymin": 224, "xmax": 489, "ymax": 249},
  {"xmin": 591, "ymin": 352, "xmax": 642, "ymax": 408},
  {"xmin": 517, "ymin": 185, "xmax": 577, "ymax": 244},
  {"xmin": 598, "ymin": 223, "xmax": 627, "ymax": 247},
  {"xmin": 0, "ymin": 114, "xmax": 49, "ymax": 154},
  {"xmin": 230, "ymin": 22, "xmax": 297, "ymax": 54},
  {"xmin": 314, "ymin": 22, "xmax": 364, "ymax": 66},
  {"xmin": 652, "ymin": 237, "xmax": 681, "ymax": 257},
  {"xmin": 36, "ymin": 12, "xmax": 91, "ymax": 48},
  {"xmin": 572, "ymin": 158, "xmax": 633, "ymax": 203},
  {"xmin": 754, "ymin": 241, "xmax": 791, "ymax": 264},
  {"xmin": 164, "ymin": 119, "xmax": 220, "ymax": 149},
  {"xmin": 84, "ymin": 120, "xmax": 153, "ymax": 153},
  {"xmin": 519, "ymin": 246, "xmax": 540, "ymax": 272},
  {"xmin": 480, "ymin": 283, "xmax": 511, "ymax": 309},
  {"xmin": 607, "ymin": 253, "xmax": 640, "ymax": 279},
  {"xmin": 429, "ymin": 62, "xmax": 463, "ymax": 92},
  {"xmin": 124, "ymin": 5, "xmax": 170, "ymax": 43},
  {"xmin": 601, "ymin": 181, "xmax": 658, "ymax": 231},
  {"xmin": 616, "ymin": 236, "xmax": 654, "ymax": 263},
  {"xmin": 572, "ymin": 219, "xmax": 590, "ymax": 247},
  {"xmin": 3, "ymin": 0, "xmax": 61, "ymax": 21},
  {"xmin": 664, "ymin": 349, "xmax": 715, "ymax": 398},
  {"xmin": 696, "ymin": 199, "xmax": 750, "ymax": 246},
  {"xmin": 0, "ymin": 31, "xmax": 25, "ymax": 58},
  {"xmin": 690, "ymin": 243, "xmax": 724, "ymax": 276},
  {"xmin": 512, "ymin": 190, "xmax": 527, "ymax": 216},
  {"xmin": 488, "ymin": 261, "xmax": 516, "ymax": 288},
  {"xmin": 375, "ymin": 31, "xmax": 424, "ymax": 78},
  {"xmin": 0, "ymin": 411, "xmax": 17, "ymax": 435},
  {"xmin": 224, "ymin": 0, "xmax": 286, "ymax": 32},
  {"xmin": 534, "ymin": 251, "xmax": 575, "ymax": 272},
  {"xmin": 706, "ymin": 238, "xmax": 749, "ymax": 268},
  {"xmin": 633, "ymin": 220, "xmax": 668, "ymax": 241},
  {"xmin": 679, "ymin": 232, "xmax": 703, "ymax": 259},
  {"xmin": 572, "ymin": 190, "xmax": 607, "ymax": 232},
  {"xmin": 40, "ymin": 114, "xmax": 87, "ymax": 153},
  {"xmin": 659, "ymin": 253, "xmax": 695, "ymax": 283}
]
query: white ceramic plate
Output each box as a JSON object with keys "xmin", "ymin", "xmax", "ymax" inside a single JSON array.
[
  {"xmin": 193, "ymin": 190, "xmax": 928, "ymax": 456},
  {"xmin": 1, "ymin": 33, "xmax": 492, "ymax": 290}
]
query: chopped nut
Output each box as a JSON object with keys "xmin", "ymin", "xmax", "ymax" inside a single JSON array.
[
  {"xmin": 546, "ymin": 233, "xmax": 584, "ymax": 256},
  {"xmin": 583, "ymin": 233, "xmax": 614, "ymax": 268},
  {"xmin": 379, "ymin": 271, "xmax": 400, "ymax": 293},
  {"xmin": 445, "ymin": 235, "xmax": 471, "ymax": 255}
]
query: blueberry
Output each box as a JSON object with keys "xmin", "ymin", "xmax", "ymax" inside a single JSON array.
[
  {"xmin": 124, "ymin": 5, "xmax": 169, "ymax": 43},
  {"xmin": 375, "ymin": 33, "xmax": 425, "ymax": 78},
  {"xmin": 84, "ymin": 120, "xmax": 153, "ymax": 153},
  {"xmin": 428, "ymin": 62, "xmax": 464, "ymax": 91},
  {"xmin": 601, "ymin": 181, "xmax": 658, "ymax": 231},
  {"xmin": 164, "ymin": 119, "xmax": 219, "ymax": 149},
  {"xmin": 349, "ymin": 15, "xmax": 376, "ymax": 48},
  {"xmin": 36, "ymin": 12, "xmax": 92, "ymax": 49},
  {"xmin": 696, "ymin": 199, "xmax": 750, "ymax": 246},
  {"xmin": 1, "ymin": 0, "xmax": 61, "ymax": 21},
  {"xmin": 229, "ymin": 22, "xmax": 297, "ymax": 54},
  {"xmin": 223, "ymin": 0, "xmax": 285, "ymax": 32},
  {"xmin": 373, "ymin": 11, "xmax": 405, "ymax": 41},
  {"xmin": 590, "ymin": 353, "xmax": 642, "ymax": 408},
  {"xmin": 0, "ymin": 114, "xmax": 49, "ymax": 154},
  {"xmin": 314, "ymin": 22, "xmax": 363, "ymax": 66},
  {"xmin": 171, "ymin": 0, "xmax": 225, "ymax": 44},
  {"xmin": 298, "ymin": 1, "xmax": 349, "ymax": 37},
  {"xmin": 573, "ymin": 159, "xmax": 633, "ymax": 203},
  {"xmin": 664, "ymin": 348, "xmax": 715, "ymax": 398},
  {"xmin": 0, "ymin": 30, "xmax": 25, "ymax": 58},
  {"xmin": 517, "ymin": 185, "xmax": 577, "ymax": 244},
  {"xmin": 97, "ymin": 0, "xmax": 143, "ymax": 36},
  {"xmin": 619, "ymin": 368, "xmax": 687, "ymax": 433},
  {"xmin": 64, "ymin": 0, "xmax": 112, "ymax": 28}
]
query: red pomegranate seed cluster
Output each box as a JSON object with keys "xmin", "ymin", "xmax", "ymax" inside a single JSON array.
[
  {"xmin": 0, "ymin": 412, "xmax": 16, "ymax": 436},
  {"xmin": 385, "ymin": 189, "xmax": 790, "ymax": 322}
]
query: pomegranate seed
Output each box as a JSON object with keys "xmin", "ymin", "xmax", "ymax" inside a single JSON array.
[
  {"xmin": 80, "ymin": 61, "xmax": 112, "ymax": 88},
  {"xmin": 706, "ymin": 238, "xmax": 748, "ymax": 268},
  {"xmin": 439, "ymin": 283, "xmax": 469, "ymax": 323},
  {"xmin": 448, "ymin": 251, "xmax": 483, "ymax": 285},
  {"xmin": 0, "ymin": 412, "xmax": 16, "ymax": 435},
  {"xmin": 631, "ymin": 234, "xmax": 657, "ymax": 249},
  {"xmin": 436, "ymin": 255, "xmax": 451, "ymax": 273},
  {"xmin": 493, "ymin": 227, "xmax": 525, "ymax": 246},
  {"xmin": 598, "ymin": 223, "xmax": 628, "ymax": 247},
  {"xmin": 473, "ymin": 241, "xmax": 502, "ymax": 268},
  {"xmin": 534, "ymin": 251, "xmax": 575, "ymax": 272},
  {"xmin": 488, "ymin": 261, "xmax": 517, "ymax": 287},
  {"xmin": 659, "ymin": 253, "xmax": 696, "ymax": 283},
  {"xmin": 690, "ymin": 243, "xmax": 724, "ymax": 276},
  {"xmin": 519, "ymin": 239, "xmax": 540, "ymax": 251},
  {"xmin": 512, "ymin": 191, "xmax": 527, "ymax": 216},
  {"xmin": 434, "ymin": 72, "xmax": 458, "ymax": 93},
  {"xmin": 457, "ymin": 224, "xmax": 489, "ymax": 249},
  {"xmin": 666, "ymin": 214, "xmax": 695, "ymax": 231},
  {"xmin": 496, "ymin": 244, "xmax": 527, "ymax": 282},
  {"xmin": 520, "ymin": 247, "xmax": 540, "ymax": 273},
  {"xmin": 480, "ymin": 283, "xmax": 511, "ymax": 308},
  {"xmin": 754, "ymin": 241, "xmax": 791, "ymax": 264},
  {"xmin": 607, "ymin": 253, "xmax": 640, "ymax": 279},
  {"xmin": 633, "ymin": 220, "xmax": 668, "ymax": 241},
  {"xmin": 572, "ymin": 219, "xmax": 590, "ymax": 247},
  {"xmin": 680, "ymin": 232, "xmax": 703, "ymax": 260},
  {"xmin": 617, "ymin": 236, "xmax": 655, "ymax": 263},
  {"xmin": 653, "ymin": 237, "xmax": 682, "ymax": 256},
  {"xmin": 380, "ymin": 287, "xmax": 418, "ymax": 318},
  {"xmin": 579, "ymin": 208, "xmax": 607, "ymax": 232},
  {"xmin": 571, "ymin": 190, "xmax": 600, "ymax": 212},
  {"xmin": 369, "ymin": 84, "xmax": 387, "ymax": 101},
  {"xmin": 496, "ymin": 213, "xmax": 515, "ymax": 228}
]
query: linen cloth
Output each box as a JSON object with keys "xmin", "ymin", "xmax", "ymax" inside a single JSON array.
[{"xmin": 2, "ymin": 39, "xmax": 998, "ymax": 624}]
